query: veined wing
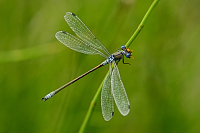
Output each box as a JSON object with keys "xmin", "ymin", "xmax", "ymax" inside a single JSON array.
[
  {"xmin": 101, "ymin": 64, "xmax": 114, "ymax": 121},
  {"xmin": 55, "ymin": 31, "xmax": 107, "ymax": 58},
  {"xmin": 111, "ymin": 62, "xmax": 130, "ymax": 116},
  {"xmin": 64, "ymin": 12, "xmax": 110, "ymax": 56}
]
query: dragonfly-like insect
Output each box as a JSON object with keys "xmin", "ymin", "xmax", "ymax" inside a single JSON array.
[{"xmin": 42, "ymin": 12, "xmax": 132, "ymax": 121}]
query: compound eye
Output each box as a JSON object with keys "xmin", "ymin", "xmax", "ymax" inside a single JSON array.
[
  {"xmin": 126, "ymin": 53, "xmax": 131, "ymax": 58},
  {"xmin": 121, "ymin": 45, "xmax": 126, "ymax": 49}
]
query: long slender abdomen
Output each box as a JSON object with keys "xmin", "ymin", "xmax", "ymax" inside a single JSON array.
[{"xmin": 42, "ymin": 63, "xmax": 104, "ymax": 101}]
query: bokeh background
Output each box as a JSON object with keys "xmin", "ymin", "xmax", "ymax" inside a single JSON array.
[{"xmin": 1, "ymin": 0, "xmax": 200, "ymax": 132}]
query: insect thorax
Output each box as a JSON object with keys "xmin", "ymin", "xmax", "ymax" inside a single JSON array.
[{"xmin": 102, "ymin": 51, "xmax": 125, "ymax": 66}]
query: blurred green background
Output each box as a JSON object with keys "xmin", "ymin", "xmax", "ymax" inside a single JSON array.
[{"xmin": 1, "ymin": 0, "xmax": 200, "ymax": 132}]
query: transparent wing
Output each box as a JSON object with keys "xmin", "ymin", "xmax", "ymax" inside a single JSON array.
[
  {"xmin": 55, "ymin": 31, "xmax": 107, "ymax": 58},
  {"xmin": 101, "ymin": 64, "xmax": 114, "ymax": 121},
  {"xmin": 64, "ymin": 12, "xmax": 110, "ymax": 56},
  {"xmin": 111, "ymin": 62, "xmax": 130, "ymax": 116}
]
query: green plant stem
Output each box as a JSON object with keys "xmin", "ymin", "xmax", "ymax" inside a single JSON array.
[
  {"xmin": 125, "ymin": 0, "xmax": 159, "ymax": 48},
  {"xmin": 78, "ymin": 72, "xmax": 108, "ymax": 133},
  {"xmin": 78, "ymin": 0, "xmax": 159, "ymax": 132}
]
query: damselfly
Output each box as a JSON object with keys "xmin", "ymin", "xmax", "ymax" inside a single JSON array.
[{"xmin": 42, "ymin": 12, "xmax": 133, "ymax": 121}]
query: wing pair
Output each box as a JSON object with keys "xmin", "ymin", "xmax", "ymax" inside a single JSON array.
[
  {"xmin": 101, "ymin": 62, "xmax": 130, "ymax": 121},
  {"xmin": 55, "ymin": 12, "xmax": 110, "ymax": 58}
]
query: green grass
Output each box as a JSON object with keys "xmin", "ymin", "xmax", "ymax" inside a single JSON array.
[{"xmin": 1, "ymin": 0, "xmax": 200, "ymax": 133}]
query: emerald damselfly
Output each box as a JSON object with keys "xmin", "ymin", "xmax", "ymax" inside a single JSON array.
[{"xmin": 42, "ymin": 12, "xmax": 132, "ymax": 121}]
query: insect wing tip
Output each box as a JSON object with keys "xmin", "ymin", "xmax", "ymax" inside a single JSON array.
[{"xmin": 122, "ymin": 106, "xmax": 130, "ymax": 116}]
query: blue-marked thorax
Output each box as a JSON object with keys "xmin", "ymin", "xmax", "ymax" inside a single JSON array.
[{"xmin": 102, "ymin": 46, "xmax": 133, "ymax": 66}]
